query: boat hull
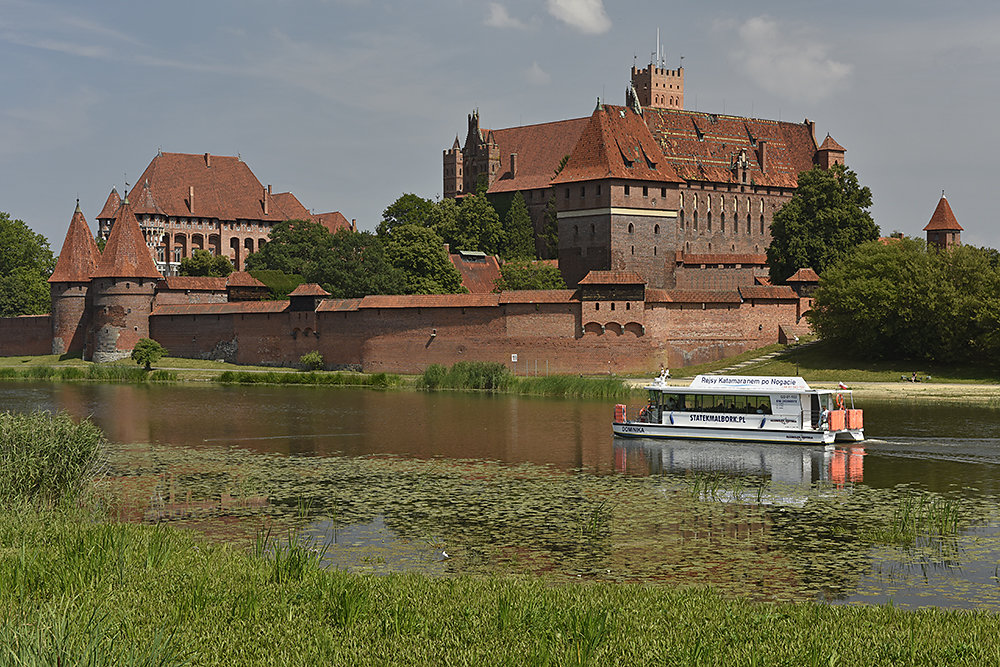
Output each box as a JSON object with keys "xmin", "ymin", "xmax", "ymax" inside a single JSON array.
[{"xmin": 613, "ymin": 421, "xmax": 864, "ymax": 445}]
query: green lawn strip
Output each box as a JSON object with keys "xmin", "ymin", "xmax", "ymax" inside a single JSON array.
[{"xmin": 1, "ymin": 509, "xmax": 998, "ymax": 666}]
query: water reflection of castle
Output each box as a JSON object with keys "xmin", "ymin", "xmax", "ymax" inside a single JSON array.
[{"xmin": 614, "ymin": 438, "xmax": 864, "ymax": 486}]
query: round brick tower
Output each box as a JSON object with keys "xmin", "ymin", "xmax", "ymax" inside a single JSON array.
[
  {"xmin": 88, "ymin": 195, "xmax": 163, "ymax": 362},
  {"xmin": 49, "ymin": 201, "xmax": 102, "ymax": 356}
]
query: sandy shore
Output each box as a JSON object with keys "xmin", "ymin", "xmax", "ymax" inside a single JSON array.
[{"xmin": 625, "ymin": 378, "xmax": 1000, "ymax": 403}]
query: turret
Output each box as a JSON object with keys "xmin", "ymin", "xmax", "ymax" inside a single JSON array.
[
  {"xmin": 443, "ymin": 136, "xmax": 463, "ymax": 198},
  {"xmin": 816, "ymin": 134, "xmax": 846, "ymax": 169},
  {"xmin": 923, "ymin": 193, "xmax": 962, "ymax": 250},
  {"xmin": 88, "ymin": 195, "xmax": 163, "ymax": 362},
  {"xmin": 49, "ymin": 201, "xmax": 101, "ymax": 355},
  {"xmin": 630, "ymin": 63, "xmax": 684, "ymax": 109}
]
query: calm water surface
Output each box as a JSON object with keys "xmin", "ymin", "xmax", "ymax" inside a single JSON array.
[{"xmin": 4, "ymin": 381, "xmax": 1000, "ymax": 607}]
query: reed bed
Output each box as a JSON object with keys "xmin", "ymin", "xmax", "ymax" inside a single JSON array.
[
  {"xmin": 217, "ymin": 370, "xmax": 401, "ymax": 388},
  {"xmin": 418, "ymin": 361, "xmax": 633, "ymax": 399},
  {"xmin": 0, "ymin": 365, "xmax": 176, "ymax": 383}
]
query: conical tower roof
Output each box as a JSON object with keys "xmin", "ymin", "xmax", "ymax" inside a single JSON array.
[
  {"xmin": 818, "ymin": 134, "xmax": 846, "ymax": 152},
  {"xmin": 923, "ymin": 194, "xmax": 963, "ymax": 232},
  {"xmin": 49, "ymin": 201, "xmax": 101, "ymax": 283},
  {"xmin": 92, "ymin": 196, "xmax": 163, "ymax": 279},
  {"xmin": 97, "ymin": 187, "xmax": 121, "ymax": 219}
]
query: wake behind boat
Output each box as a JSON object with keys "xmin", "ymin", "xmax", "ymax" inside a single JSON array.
[{"xmin": 613, "ymin": 374, "xmax": 864, "ymax": 444}]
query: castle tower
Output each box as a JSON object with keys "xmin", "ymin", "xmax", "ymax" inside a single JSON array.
[
  {"xmin": 816, "ymin": 134, "xmax": 846, "ymax": 169},
  {"xmin": 49, "ymin": 201, "xmax": 101, "ymax": 356},
  {"xmin": 630, "ymin": 63, "xmax": 684, "ymax": 109},
  {"xmin": 462, "ymin": 111, "xmax": 501, "ymax": 194},
  {"xmin": 443, "ymin": 136, "xmax": 463, "ymax": 198},
  {"xmin": 923, "ymin": 193, "xmax": 963, "ymax": 250},
  {"xmin": 95, "ymin": 187, "xmax": 121, "ymax": 240},
  {"xmin": 88, "ymin": 195, "xmax": 163, "ymax": 362}
]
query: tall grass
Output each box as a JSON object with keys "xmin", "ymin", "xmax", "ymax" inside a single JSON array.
[
  {"xmin": 0, "ymin": 411, "xmax": 106, "ymax": 505},
  {"xmin": 418, "ymin": 361, "xmax": 632, "ymax": 399},
  {"xmin": 217, "ymin": 370, "xmax": 401, "ymax": 388},
  {"xmin": 0, "ymin": 365, "xmax": 176, "ymax": 383}
]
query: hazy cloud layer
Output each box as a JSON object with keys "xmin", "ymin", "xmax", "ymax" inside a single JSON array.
[
  {"xmin": 730, "ymin": 16, "xmax": 852, "ymax": 103},
  {"xmin": 485, "ymin": 3, "xmax": 531, "ymax": 30},
  {"xmin": 546, "ymin": 0, "xmax": 611, "ymax": 34}
]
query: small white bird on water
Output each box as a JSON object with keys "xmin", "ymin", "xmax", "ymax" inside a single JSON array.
[{"xmin": 440, "ymin": 550, "xmax": 450, "ymax": 560}]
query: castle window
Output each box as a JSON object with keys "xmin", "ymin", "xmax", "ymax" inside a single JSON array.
[
  {"xmin": 693, "ymin": 211, "xmax": 698, "ymax": 229},
  {"xmin": 574, "ymin": 225, "xmax": 579, "ymax": 240},
  {"xmin": 721, "ymin": 213, "xmax": 726, "ymax": 232},
  {"xmin": 628, "ymin": 223, "xmax": 634, "ymax": 234},
  {"xmin": 707, "ymin": 212, "xmax": 712, "ymax": 231},
  {"xmin": 590, "ymin": 224, "xmax": 595, "ymax": 237},
  {"xmin": 653, "ymin": 246, "xmax": 657, "ymax": 256},
  {"xmin": 581, "ymin": 186, "xmax": 585, "ymax": 197},
  {"xmin": 760, "ymin": 215, "xmax": 765, "ymax": 234},
  {"xmin": 679, "ymin": 211, "xmax": 684, "ymax": 229},
  {"xmin": 597, "ymin": 184, "xmax": 602, "ymax": 196},
  {"xmin": 642, "ymin": 186, "xmax": 648, "ymax": 197},
  {"xmin": 654, "ymin": 224, "xmax": 660, "ymax": 234},
  {"xmin": 661, "ymin": 187, "xmax": 666, "ymax": 197},
  {"xmin": 626, "ymin": 302, "xmax": 631, "ymax": 311},
  {"xmin": 747, "ymin": 214, "xmax": 752, "ymax": 234},
  {"xmin": 624, "ymin": 185, "xmax": 630, "ymax": 196},
  {"xmin": 565, "ymin": 188, "xmax": 570, "ymax": 199},
  {"xmin": 631, "ymin": 245, "xmax": 634, "ymax": 255},
  {"xmin": 611, "ymin": 303, "xmax": 615, "ymax": 311},
  {"xmin": 595, "ymin": 303, "xmax": 600, "ymax": 311}
]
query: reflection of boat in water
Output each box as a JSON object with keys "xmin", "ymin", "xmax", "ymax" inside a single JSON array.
[
  {"xmin": 613, "ymin": 374, "xmax": 865, "ymax": 444},
  {"xmin": 614, "ymin": 436, "xmax": 865, "ymax": 486}
]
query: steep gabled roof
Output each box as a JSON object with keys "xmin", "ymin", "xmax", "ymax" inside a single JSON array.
[
  {"xmin": 227, "ymin": 271, "xmax": 266, "ymax": 288},
  {"xmin": 818, "ymin": 134, "xmax": 846, "ymax": 152},
  {"xmin": 786, "ymin": 268, "xmax": 820, "ymax": 282},
  {"xmin": 97, "ymin": 188, "xmax": 122, "ymax": 219},
  {"xmin": 923, "ymin": 195, "xmax": 963, "ymax": 231},
  {"xmin": 553, "ymin": 106, "xmax": 683, "ymax": 185},
  {"xmin": 92, "ymin": 198, "xmax": 163, "ymax": 279},
  {"xmin": 50, "ymin": 202, "xmax": 101, "ymax": 283},
  {"xmin": 449, "ymin": 252, "xmax": 502, "ymax": 293},
  {"xmin": 312, "ymin": 211, "xmax": 353, "ymax": 234},
  {"xmin": 288, "ymin": 283, "xmax": 331, "ymax": 297},
  {"xmin": 487, "ymin": 117, "xmax": 590, "ymax": 193},
  {"xmin": 642, "ymin": 107, "xmax": 817, "ymax": 188}
]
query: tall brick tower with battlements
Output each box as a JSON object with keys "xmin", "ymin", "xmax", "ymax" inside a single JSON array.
[
  {"xmin": 49, "ymin": 201, "xmax": 101, "ymax": 356},
  {"xmin": 89, "ymin": 195, "xmax": 163, "ymax": 362},
  {"xmin": 630, "ymin": 62, "xmax": 684, "ymax": 109}
]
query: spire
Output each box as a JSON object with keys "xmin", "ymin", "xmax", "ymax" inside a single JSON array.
[
  {"xmin": 97, "ymin": 187, "xmax": 121, "ymax": 220},
  {"xmin": 923, "ymin": 194, "xmax": 963, "ymax": 232},
  {"xmin": 92, "ymin": 198, "xmax": 163, "ymax": 279},
  {"xmin": 49, "ymin": 203, "xmax": 101, "ymax": 283}
]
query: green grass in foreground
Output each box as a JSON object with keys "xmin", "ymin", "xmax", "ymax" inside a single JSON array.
[
  {"xmin": 0, "ymin": 365, "xmax": 176, "ymax": 383},
  {"xmin": 1, "ymin": 507, "xmax": 999, "ymax": 666}
]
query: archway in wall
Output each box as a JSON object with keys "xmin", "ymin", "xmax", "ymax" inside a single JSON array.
[
  {"xmin": 173, "ymin": 234, "xmax": 188, "ymax": 262},
  {"xmin": 244, "ymin": 237, "xmax": 255, "ymax": 258},
  {"xmin": 192, "ymin": 234, "xmax": 204, "ymax": 251},
  {"xmin": 209, "ymin": 234, "xmax": 221, "ymax": 256},
  {"xmin": 230, "ymin": 238, "xmax": 242, "ymax": 270},
  {"xmin": 624, "ymin": 322, "xmax": 644, "ymax": 336},
  {"xmin": 605, "ymin": 322, "xmax": 623, "ymax": 336},
  {"xmin": 583, "ymin": 322, "xmax": 604, "ymax": 336}
]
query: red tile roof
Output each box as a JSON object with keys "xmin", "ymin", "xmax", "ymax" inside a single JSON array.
[
  {"xmin": 288, "ymin": 283, "xmax": 331, "ymax": 297},
  {"xmin": 642, "ymin": 108, "xmax": 818, "ymax": 188},
  {"xmin": 359, "ymin": 294, "xmax": 500, "ymax": 309},
  {"xmin": 754, "ymin": 275, "xmax": 772, "ymax": 286},
  {"xmin": 92, "ymin": 198, "xmax": 163, "ymax": 279},
  {"xmin": 577, "ymin": 270, "xmax": 646, "ymax": 285},
  {"xmin": 157, "ymin": 276, "xmax": 228, "ymax": 291},
  {"xmin": 552, "ymin": 106, "xmax": 683, "ymax": 185},
  {"xmin": 923, "ymin": 196, "xmax": 963, "ymax": 231},
  {"xmin": 119, "ymin": 152, "xmax": 310, "ymax": 223},
  {"xmin": 676, "ymin": 253, "xmax": 768, "ymax": 266},
  {"xmin": 786, "ymin": 268, "xmax": 820, "ymax": 282},
  {"xmin": 646, "ymin": 289, "xmax": 742, "ymax": 303},
  {"xmin": 50, "ymin": 203, "xmax": 101, "ymax": 283},
  {"xmin": 738, "ymin": 285, "xmax": 797, "ymax": 300},
  {"xmin": 316, "ymin": 299, "xmax": 362, "ymax": 312},
  {"xmin": 449, "ymin": 252, "xmax": 502, "ymax": 293},
  {"xmin": 227, "ymin": 271, "xmax": 266, "ymax": 288},
  {"xmin": 487, "ymin": 117, "xmax": 590, "ymax": 193},
  {"xmin": 312, "ymin": 211, "xmax": 354, "ymax": 233},
  {"xmin": 499, "ymin": 290, "xmax": 578, "ymax": 304},
  {"xmin": 151, "ymin": 301, "xmax": 289, "ymax": 316},
  {"xmin": 97, "ymin": 188, "xmax": 121, "ymax": 219},
  {"xmin": 818, "ymin": 134, "xmax": 846, "ymax": 152}
]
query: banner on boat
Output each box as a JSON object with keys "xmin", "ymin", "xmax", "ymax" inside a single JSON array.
[{"xmin": 689, "ymin": 375, "xmax": 812, "ymax": 391}]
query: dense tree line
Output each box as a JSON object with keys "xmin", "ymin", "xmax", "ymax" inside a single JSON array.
[
  {"xmin": 0, "ymin": 211, "xmax": 55, "ymax": 317},
  {"xmin": 810, "ymin": 238, "xmax": 1000, "ymax": 364}
]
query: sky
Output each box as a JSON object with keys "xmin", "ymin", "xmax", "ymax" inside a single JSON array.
[{"xmin": 2, "ymin": 0, "xmax": 999, "ymax": 254}]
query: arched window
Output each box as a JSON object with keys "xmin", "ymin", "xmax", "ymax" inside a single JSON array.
[
  {"xmin": 611, "ymin": 303, "xmax": 616, "ymax": 311},
  {"xmin": 654, "ymin": 224, "xmax": 660, "ymax": 234},
  {"xmin": 628, "ymin": 222, "xmax": 634, "ymax": 234},
  {"xmin": 694, "ymin": 210, "xmax": 698, "ymax": 230},
  {"xmin": 653, "ymin": 246, "xmax": 657, "ymax": 256},
  {"xmin": 747, "ymin": 214, "xmax": 752, "ymax": 234},
  {"xmin": 595, "ymin": 303, "xmax": 600, "ymax": 311},
  {"xmin": 707, "ymin": 212, "xmax": 712, "ymax": 231},
  {"xmin": 760, "ymin": 215, "xmax": 765, "ymax": 234},
  {"xmin": 626, "ymin": 302, "xmax": 631, "ymax": 311},
  {"xmin": 679, "ymin": 211, "xmax": 685, "ymax": 229},
  {"xmin": 720, "ymin": 213, "xmax": 725, "ymax": 233}
]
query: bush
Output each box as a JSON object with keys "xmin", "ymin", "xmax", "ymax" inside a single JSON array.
[
  {"xmin": 417, "ymin": 361, "xmax": 512, "ymax": 391},
  {"xmin": 418, "ymin": 364, "xmax": 448, "ymax": 390},
  {"xmin": 0, "ymin": 411, "xmax": 106, "ymax": 504},
  {"xmin": 299, "ymin": 351, "xmax": 324, "ymax": 371}
]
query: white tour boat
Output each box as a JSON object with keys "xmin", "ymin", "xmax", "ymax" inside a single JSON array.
[{"xmin": 613, "ymin": 374, "xmax": 864, "ymax": 444}]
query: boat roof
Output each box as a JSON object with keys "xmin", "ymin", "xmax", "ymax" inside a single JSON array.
[{"xmin": 645, "ymin": 374, "xmax": 850, "ymax": 395}]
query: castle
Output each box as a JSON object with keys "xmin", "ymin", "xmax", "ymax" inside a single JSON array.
[
  {"xmin": 444, "ymin": 61, "xmax": 846, "ymax": 289},
  {"xmin": 97, "ymin": 152, "xmax": 354, "ymax": 275}
]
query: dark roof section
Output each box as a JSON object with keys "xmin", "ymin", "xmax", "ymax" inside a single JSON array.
[
  {"xmin": 738, "ymin": 285, "xmax": 798, "ymax": 300},
  {"xmin": 487, "ymin": 117, "xmax": 590, "ymax": 193},
  {"xmin": 288, "ymin": 283, "xmax": 331, "ymax": 297},
  {"xmin": 50, "ymin": 203, "xmax": 101, "ymax": 283},
  {"xmin": 552, "ymin": 105, "xmax": 683, "ymax": 185},
  {"xmin": 577, "ymin": 270, "xmax": 646, "ymax": 285},
  {"xmin": 786, "ymin": 268, "xmax": 820, "ymax": 282},
  {"xmin": 92, "ymin": 198, "xmax": 163, "ymax": 279},
  {"xmin": 924, "ymin": 195, "xmax": 963, "ymax": 231}
]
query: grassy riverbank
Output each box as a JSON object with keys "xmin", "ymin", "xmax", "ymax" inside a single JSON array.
[{"xmin": 5, "ymin": 411, "xmax": 1000, "ymax": 664}]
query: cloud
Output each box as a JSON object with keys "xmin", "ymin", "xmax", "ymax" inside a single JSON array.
[
  {"xmin": 485, "ymin": 3, "xmax": 530, "ymax": 30},
  {"xmin": 525, "ymin": 62, "xmax": 550, "ymax": 85},
  {"xmin": 546, "ymin": 0, "xmax": 610, "ymax": 35},
  {"xmin": 730, "ymin": 16, "xmax": 852, "ymax": 103}
]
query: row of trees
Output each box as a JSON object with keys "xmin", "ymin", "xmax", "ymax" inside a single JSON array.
[{"xmin": 0, "ymin": 212, "xmax": 55, "ymax": 317}]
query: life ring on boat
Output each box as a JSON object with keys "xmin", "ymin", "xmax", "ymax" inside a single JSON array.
[{"xmin": 836, "ymin": 393, "xmax": 844, "ymax": 410}]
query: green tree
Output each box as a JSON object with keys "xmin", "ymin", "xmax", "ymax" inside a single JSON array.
[
  {"xmin": 315, "ymin": 230, "xmax": 404, "ymax": 298},
  {"xmin": 244, "ymin": 220, "xmax": 333, "ymax": 278},
  {"xmin": 540, "ymin": 195, "xmax": 559, "ymax": 260},
  {"xmin": 378, "ymin": 194, "xmax": 436, "ymax": 236},
  {"xmin": 810, "ymin": 239, "xmax": 1000, "ymax": 363},
  {"xmin": 383, "ymin": 224, "xmax": 466, "ymax": 295},
  {"xmin": 502, "ymin": 192, "xmax": 534, "ymax": 260},
  {"xmin": 0, "ymin": 212, "xmax": 55, "ymax": 317},
  {"xmin": 767, "ymin": 164, "xmax": 880, "ymax": 283},
  {"xmin": 178, "ymin": 249, "xmax": 234, "ymax": 277},
  {"xmin": 494, "ymin": 260, "xmax": 567, "ymax": 291},
  {"xmin": 455, "ymin": 195, "xmax": 503, "ymax": 256},
  {"xmin": 131, "ymin": 338, "xmax": 167, "ymax": 370},
  {"xmin": 248, "ymin": 269, "xmax": 305, "ymax": 300}
]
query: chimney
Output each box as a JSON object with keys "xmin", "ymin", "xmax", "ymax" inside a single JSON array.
[
  {"xmin": 267, "ymin": 184, "xmax": 272, "ymax": 195},
  {"xmin": 262, "ymin": 187, "xmax": 269, "ymax": 215},
  {"xmin": 204, "ymin": 152, "xmax": 211, "ymax": 167},
  {"xmin": 351, "ymin": 218, "xmax": 356, "ymax": 231},
  {"xmin": 443, "ymin": 243, "xmax": 450, "ymax": 255},
  {"xmin": 188, "ymin": 185, "xmax": 195, "ymax": 213},
  {"xmin": 757, "ymin": 140, "xmax": 768, "ymax": 173},
  {"xmin": 510, "ymin": 153, "xmax": 518, "ymax": 177}
]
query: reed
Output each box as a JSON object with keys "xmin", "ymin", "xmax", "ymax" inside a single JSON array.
[
  {"xmin": 217, "ymin": 370, "xmax": 401, "ymax": 388},
  {"xmin": 418, "ymin": 361, "xmax": 632, "ymax": 399}
]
